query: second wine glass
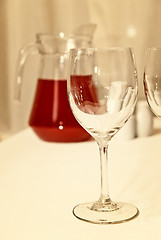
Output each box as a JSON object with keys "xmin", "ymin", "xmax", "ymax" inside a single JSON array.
[
  {"xmin": 144, "ymin": 46, "xmax": 161, "ymax": 117},
  {"xmin": 67, "ymin": 47, "xmax": 138, "ymax": 224}
]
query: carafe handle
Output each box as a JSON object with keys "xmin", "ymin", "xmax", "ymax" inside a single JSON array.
[{"xmin": 15, "ymin": 42, "xmax": 39, "ymax": 101}]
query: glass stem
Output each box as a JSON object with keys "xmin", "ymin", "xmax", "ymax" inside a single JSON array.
[
  {"xmin": 91, "ymin": 138, "xmax": 118, "ymax": 211},
  {"xmin": 98, "ymin": 140, "xmax": 110, "ymax": 202}
]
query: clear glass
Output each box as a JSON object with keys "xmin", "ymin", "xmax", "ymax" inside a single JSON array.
[
  {"xmin": 144, "ymin": 46, "xmax": 161, "ymax": 117},
  {"xmin": 67, "ymin": 47, "xmax": 139, "ymax": 224}
]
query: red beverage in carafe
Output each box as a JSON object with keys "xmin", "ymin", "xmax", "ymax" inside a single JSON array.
[
  {"xmin": 29, "ymin": 78, "xmax": 91, "ymax": 142},
  {"xmin": 70, "ymin": 75, "xmax": 99, "ymax": 114}
]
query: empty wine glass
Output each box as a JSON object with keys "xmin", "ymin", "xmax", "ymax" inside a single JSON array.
[
  {"xmin": 144, "ymin": 46, "xmax": 161, "ymax": 117},
  {"xmin": 67, "ymin": 47, "xmax": 138, "ymax": 224}
]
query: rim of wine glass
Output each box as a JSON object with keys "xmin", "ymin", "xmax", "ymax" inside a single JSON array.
[
  {"xmin": 147, "ymin": 46, "xmax": 161, "ymax": 51},
  {"xmin": 69, "ymin": 47, "xmax": 134, "ymax": 53}
]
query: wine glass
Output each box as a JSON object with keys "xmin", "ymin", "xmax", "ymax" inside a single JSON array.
[
  {"xmin": 67, "ymin": 47, "xmax": 138, "ymax": 224},
  {"xmin": 144, "ymin": 46, "xmax": 161, "ymax": 117}
]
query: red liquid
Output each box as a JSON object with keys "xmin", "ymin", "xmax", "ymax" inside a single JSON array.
[
  {"xmin": 29, "ymin": 79, "xmax": 91, "ymax": 142},
  {"xmin": 71, "ymin": 75, "xmax": 99, "ymax": 114}
]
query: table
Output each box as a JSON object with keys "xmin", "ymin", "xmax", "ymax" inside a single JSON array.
[{"xmin": 0, "ymin": 118, "xmax": 161, "ymax": 240}]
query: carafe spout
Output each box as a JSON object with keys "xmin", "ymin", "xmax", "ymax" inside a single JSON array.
[{"xmin": 73, "ymin": 23, "xmax": 96, "ymax": 40}]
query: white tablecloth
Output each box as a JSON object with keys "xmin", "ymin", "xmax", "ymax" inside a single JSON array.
[{"xmin": 0, "ymin": 118, "xmax": 161, "ymax": 239}]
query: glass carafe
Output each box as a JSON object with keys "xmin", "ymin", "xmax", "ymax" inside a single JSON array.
[{"xmin": 15, "ymin": 24, "xmax": 96, "ymax": 142}]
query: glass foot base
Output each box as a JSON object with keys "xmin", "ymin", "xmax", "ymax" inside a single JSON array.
[{"xmin": 73, "ymin": 202, "xmax": 139, "ymax": 224}]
